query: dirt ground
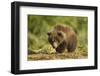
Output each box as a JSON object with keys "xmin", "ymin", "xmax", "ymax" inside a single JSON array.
[{"xmin": 28, "ymin": 50, "xmax": 88, "ymax": 61}]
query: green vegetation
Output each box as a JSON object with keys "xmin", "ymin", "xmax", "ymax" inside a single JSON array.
[{"xmin": 28, "ymin": 15, "xmax": 88, "ymax": 60}]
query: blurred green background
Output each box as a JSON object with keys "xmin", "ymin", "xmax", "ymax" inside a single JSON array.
[{"xmin": 28, "ymin": 15, "xmax": 88, "ymax": 55}]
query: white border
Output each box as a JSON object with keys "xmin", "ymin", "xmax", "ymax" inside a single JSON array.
[{"xmin": 20, "ymin": 6, "xmax": 95, "ymax": 70}]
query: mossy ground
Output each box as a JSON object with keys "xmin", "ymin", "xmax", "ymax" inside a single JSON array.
[{"xmin": 28, "ymin": 44, "xmax": 88, "ymax": 61}]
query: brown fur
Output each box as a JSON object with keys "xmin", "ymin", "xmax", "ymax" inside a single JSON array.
[{"xmin": 47, "ymin": 24, "xmax": 77, "ymax": 53}]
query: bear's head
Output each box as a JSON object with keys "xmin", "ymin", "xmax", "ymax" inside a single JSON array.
[{"xmin": 47, "ymin": 29, "xmax": 66, "ymax": 49}]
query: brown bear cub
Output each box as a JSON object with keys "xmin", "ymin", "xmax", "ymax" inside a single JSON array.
[{"xmin": 47, "ymin": 24, "xmax": 77, "ymax": 53}]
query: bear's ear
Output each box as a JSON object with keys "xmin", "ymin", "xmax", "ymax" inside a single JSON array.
[
  {"xmin": 47, "ymin": 32, "xmax": 51, "ymax": 36},
  {"xmin": 57, "ymin": 31, "xmax": 63, "ymax": 37},
  {"xmin": 57, "ymin": 31, "xmax": 66, "ymax": 38}
]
